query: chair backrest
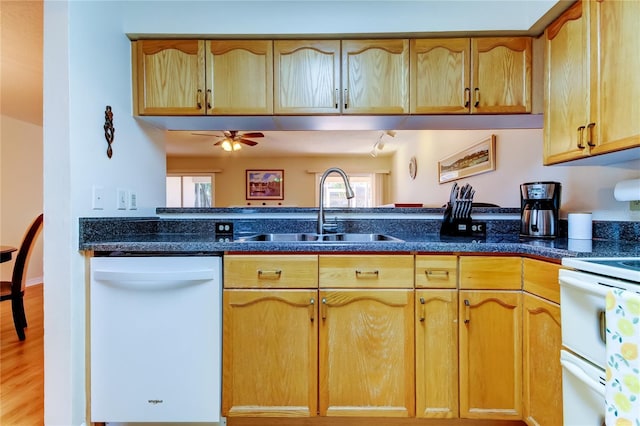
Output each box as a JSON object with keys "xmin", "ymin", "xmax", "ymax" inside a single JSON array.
[{"xmin": 11, "ymin": 214, "xmax": 44, "ymax": 294}]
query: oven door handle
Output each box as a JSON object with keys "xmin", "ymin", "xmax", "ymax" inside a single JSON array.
[
  {"xmin": 560, "ymin": 358, "xmax": 605, "ymax": 396},
  {"xmin": 560, "ymin": 275, "xmax": 611, "ymax": 297}
]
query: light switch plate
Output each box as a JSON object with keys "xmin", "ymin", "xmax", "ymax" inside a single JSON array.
[
  {"xmin": 92, "ymin": 186, "xmax": 104, "ymax": 210},
  {"xmin": 631, "ymin": 200, "xmax": 640, "ymax": 211},
  {"xmin": 117, "ymin": 188, "xmax": 127, "ymax": 210},
  {"xmin": 129, "ymin": 191, "xmax": 137, "ymax": 210}
]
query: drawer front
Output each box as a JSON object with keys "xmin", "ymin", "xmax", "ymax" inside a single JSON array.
[
  {"xmin": 459, "ymin": 256, "xmax": 522, "ymax": 290},
  {"xmin": 523, "ymin": 258, "xmax": 561, "ymax": 304},
  {"xmin": 319, "ymin": 255, "xmax": 414, "ymax": 288},
  {"xmin": 415, "ymin": 255, "xmax": 458, "ymax": 289},
  {"xmin": 224, "ymin": 255, "xmax": 318, "ymax": 288}
]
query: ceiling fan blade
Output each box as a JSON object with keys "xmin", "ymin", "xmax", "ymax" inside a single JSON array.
[
  {"xmin": 240, "ymin": 132, "xmax": 264, "ymax": 138},
  {"xmin": 238, "ymin": 138, "xmax": 259, "ymax": 146}
]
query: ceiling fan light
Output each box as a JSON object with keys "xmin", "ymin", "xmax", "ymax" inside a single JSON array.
[
  {"xmin": 232, "ymin": 141, "xmax": 242, "ymax": 151},
  {"xmin": 220, "ymin": 140, "xmax": 233, "ymax": 151}
]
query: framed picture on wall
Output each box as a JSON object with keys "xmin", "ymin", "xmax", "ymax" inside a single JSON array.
[
  {"xmin": 246, "ymin": 169, "xmax": 284, "ymax": 200},
  {"xmin": 437, "ymin": 135, "xmax": 496, "ymax": 184}
]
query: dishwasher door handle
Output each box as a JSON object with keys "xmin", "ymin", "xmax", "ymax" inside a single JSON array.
[{"xmin": 93, "ymin": 269, "xmax": 215, "ymax": 289}]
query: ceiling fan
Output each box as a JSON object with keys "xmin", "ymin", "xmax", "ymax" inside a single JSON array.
[{"xmin": 192, "ymin": 130, "xmax": 264, "ymax": 151}]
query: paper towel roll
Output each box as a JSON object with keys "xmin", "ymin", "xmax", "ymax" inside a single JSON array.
[
  {"xmin": 568, "ymin": 238, "xmax": 593, "ymax": 253},
  {"xmin": 614, "ymin": 178, "xmax": 640, "ymax": 201},
  {"xmin": 568, "ymin": 212, "xmax": 592, "ymax": 240}
]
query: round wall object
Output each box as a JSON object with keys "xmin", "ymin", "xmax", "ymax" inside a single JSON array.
[{"xmin": 409, "ymin": 156, "xmax": 417, "ymax": 179}]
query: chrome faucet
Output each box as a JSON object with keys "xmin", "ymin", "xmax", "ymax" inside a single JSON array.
[{"xmin": 318, "ymin": 167, "xmax": 355, "ymax": 234}]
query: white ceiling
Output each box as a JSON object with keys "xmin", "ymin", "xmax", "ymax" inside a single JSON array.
[{"xmin": 1, "ymin": 0, "xmax": 570, "ymax": 157}]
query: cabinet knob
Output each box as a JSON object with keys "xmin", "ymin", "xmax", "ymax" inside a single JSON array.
[
  {"xmin": 464, "ymin": 299, "xmax": 471, "ymax": 324},
  {"xmin": 464, "ymin": 88, "xmax": 470, "ymax": 108},
  {"xmin": 196, "ymin": 89, "xmax": 203, "ymax": 109},
  {"xmin": 419, "ymin": 297, "xmax": 426, "ymax": 322},
  {"xmin": 473, "ymin": 88, "xmax": 480, "ymax": 107}
]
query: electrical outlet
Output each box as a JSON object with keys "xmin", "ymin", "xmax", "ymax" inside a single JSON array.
[
  {"xmin": 631, "ymin": 200, "xmax": 640, "ymax": 211},
  {"xmin": 92, "ymin": 186, "xmax": 104, "ymax": 210},
  {"xmin": 117, "ymin": 188, "xmax": 127, "ymax": 210},
  {"xmin": 129, "ymin": 191, "xmax": 137, "ymax": 210}
]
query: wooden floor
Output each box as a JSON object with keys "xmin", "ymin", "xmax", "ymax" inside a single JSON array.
[{"xmin": 0, "ymin": 284, "xmax": 44, "ymax": 425}]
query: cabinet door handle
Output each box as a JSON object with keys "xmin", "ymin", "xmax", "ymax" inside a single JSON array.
[
  {"xmin": 309, "ymin": 298, "xmax": 315, "ymax": 322},
  {"xmin": 419, "ymin": 297, "xmax": 426, "ymax": 322},
  {"xmin": 577, "ymin": 125, "xmax": 586, "ymax": 149},
  {"xmin": 425, "ymin": 269, "xmax": 449, "ymax": 280},
  {"xmin": 321, "ymin": 297, "xmax": 327, "ymax": 320},
  {"xmin": 464, "ymin": 88, "xmax": 470, "ymax": 108},
  {"xmin": 464, "ymin": 299, "xmax": 471, "ymax": 324},
  {"xmin": 586, "ymin": 122, "xmax": 596, "ymax": 147},
  {"xmin": 257, "ymin": 269, "xmax": 282, "ymax": 279},
  {"xmin": 355, "ymin": 270, "xmax": 379, "ymax": 278},
  {"xmin": 473, "ymin": 88, "xmax": 480, "ymax": 107},
  {"xmin": 334, "ymin": 88, "xmax": 339, "ymax": 109},
  {"xmin": 206, "ymin": 89, "xmax": 212, "ymax": 110},
  {"xmin": 344, "ymin": 88, "xmax": 349, "ymax": 109},
  {"xmin": 196, "ymin": 89, "xmax": 203, "ymax": 109}
]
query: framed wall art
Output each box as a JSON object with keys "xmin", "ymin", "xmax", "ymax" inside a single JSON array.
[
  {"xmin": 438, "ymin": 135, "xmax": 496, "ymax": 184},
  {"xmin": 246, "ymin": 169, "xmax": 284, "ymax": 200}
]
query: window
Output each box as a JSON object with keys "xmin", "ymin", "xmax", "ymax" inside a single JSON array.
[
  {"xmin": 166, "ymin": 175, "xmax": 214, "ymax": 207},
  {"xmin": 316, "ymin": 172, "xmax": 383, "ymax": 208}
]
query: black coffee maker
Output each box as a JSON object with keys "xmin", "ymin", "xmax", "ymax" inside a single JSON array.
[{"xmin": 520, "ymin": 181, "xmax": 561, "ymax": 238}]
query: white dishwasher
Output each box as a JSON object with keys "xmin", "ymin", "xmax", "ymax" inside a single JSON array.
[{"xmin": 90, "ymin": 255, "xmax": 222, "ymax": 423}]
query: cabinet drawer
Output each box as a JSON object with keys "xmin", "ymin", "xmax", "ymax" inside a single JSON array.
[
  {"xmin": 415, "ymin": 255, "xmax": 458, "ymax": 288},
  {"xmin": 319, "ymin": 255, "xmax": 414, "ymax": 288},
  {"xmin": 224, "ymin": 255, "xmax": 318, "ymax": 288},
  {"xmin": 459, "ymin": 256, "xmax": 522, "ymax": 290},
  {"xmin": 523, "ymin": 258, "xmax": 561, "ymax": 304}
]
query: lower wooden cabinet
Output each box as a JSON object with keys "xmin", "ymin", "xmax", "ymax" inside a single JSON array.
[
  {"xmin": 319, "ymin": 289, "xmax": 415, "ymax": 417},
  {"xmin": 523, "ymin": 293, "xmax": 562, "ymax": 426},
  {"xmin": 415, "ymin": 289, "xmax": 458, "ymax": 418},
  {"xmin": 222, "ymin": 289, "xmax": 318, "ymax": 417},
  {"xmin": 459, "ymin": 290, "xmax": 522, "ymax": 420}
]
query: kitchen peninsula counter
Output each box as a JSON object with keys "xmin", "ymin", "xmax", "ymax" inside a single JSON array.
[{"xmin": 79, "ymin": 208, "xmax": 640, "ymax": 260}]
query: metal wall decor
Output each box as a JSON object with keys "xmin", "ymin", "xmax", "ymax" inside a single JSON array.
[{"xmin": 103, "ymin": 105, "xmax": 115, "ymax": 158}]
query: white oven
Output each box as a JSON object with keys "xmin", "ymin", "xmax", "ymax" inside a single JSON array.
[{"xmin": 560, "ymin": 257, "xmax": 640, "ymax": 426}]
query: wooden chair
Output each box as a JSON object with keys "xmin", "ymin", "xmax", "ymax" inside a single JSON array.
[{"xmin": 1, "ymin": 214, "xmax": 43, "ymax": 341}]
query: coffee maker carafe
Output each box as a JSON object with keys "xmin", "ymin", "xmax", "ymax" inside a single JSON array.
[{"xmin": 520, "ymin": 181, "xmax": 561, "ymax": 238}]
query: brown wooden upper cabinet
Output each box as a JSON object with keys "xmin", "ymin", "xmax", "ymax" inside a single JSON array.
[
  {"xmin": 133, "ymin": 39, "xmax": 273, "ymax": 115},
  {"xmin": 410, "ymin": 37, "xmax": 532, "ymax": 114},
  {"xmin": 544, "ymin": 0, "xmax": 640, "ymax": 164},
  {"xmin": 274, "ymin": 40, "xmax": 341, "ymax": 114},
  {"xmin": 274, "ymin": 39, "xmax": 410, "ymax": 115}
]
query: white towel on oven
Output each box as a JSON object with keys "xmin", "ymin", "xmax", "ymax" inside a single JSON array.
[{"xmin": 605, "ymin": 288, "xmax": 640, "ymax": 425}]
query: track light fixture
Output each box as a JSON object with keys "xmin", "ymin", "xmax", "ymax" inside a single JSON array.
[{"xmin": 370, "ymin": 130, "xmax": 395, "ymax": 157}]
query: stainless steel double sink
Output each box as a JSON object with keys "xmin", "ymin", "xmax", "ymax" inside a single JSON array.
[{"xmin": 234, "ymin": 232, "xmax": 403, "ymax": 243}]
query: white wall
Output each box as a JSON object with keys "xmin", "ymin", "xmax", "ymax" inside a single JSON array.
[
  {"xmin": 391, "ymin": 129, "xmax": 640, "ymax": 221},
  {"xmin": 0, "ymin": 115, "xmax": 43, "ymax": 283}
]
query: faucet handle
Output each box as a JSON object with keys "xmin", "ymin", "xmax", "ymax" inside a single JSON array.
[{"xmin": 322, "ymin": 217, "xmax": 338, "ymax": 233}]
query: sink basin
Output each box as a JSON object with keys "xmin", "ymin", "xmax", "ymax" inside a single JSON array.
[{"xmin": 235, "ymin": 233, "xmax": 403, "ymax": 243}]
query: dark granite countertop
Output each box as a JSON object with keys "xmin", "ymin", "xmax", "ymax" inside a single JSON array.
[{"xmin": 79, "ymin": 211, "xmax": 639, "ymax": 261}]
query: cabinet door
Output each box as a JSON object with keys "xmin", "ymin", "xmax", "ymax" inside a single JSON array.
[
  {"xmin": 459, "ymin": 290, "xmax": 522, "ymax": 420},
  {"xmin": 341, "ymin": 39, "xmax": 409, "ymax": 114},
  {"xmin": 523, "ymin": 293, "xmax": 562, "ymax": 426},
  {"xmin": 222, "ymin": 289, "xmax": 318, "ymax": 417},
  {"xmin": 410, "ymin": 38, "xmax": 470, "ymax": 114},
  {"xmin": 206, "ymin": 40, "xmax": 273, "ymax": 115},
  {"xmin": 274, "ymin": 40, "xmax": 341, "ymax": 114},
  {"xmin": 589, "ymin": 0, "xmax": 640, "ymax": 155},
  {"xmin": 471, "ymin": 37, "xmax": 532, "ymax": 114},
  {"xmin": 133, "ymin": 40, "xmax": 205, "ymax": 115},
  {"xmin": 416, "ymin": 290, "xmax": 458, "ymax": 418},
  {"xmin": 319, "ymin": 289, "xmax": 414, "ymax": 417},
  {"xmin": 543, "ymin": 1, "xmax": 591, "ymax": 164}
]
